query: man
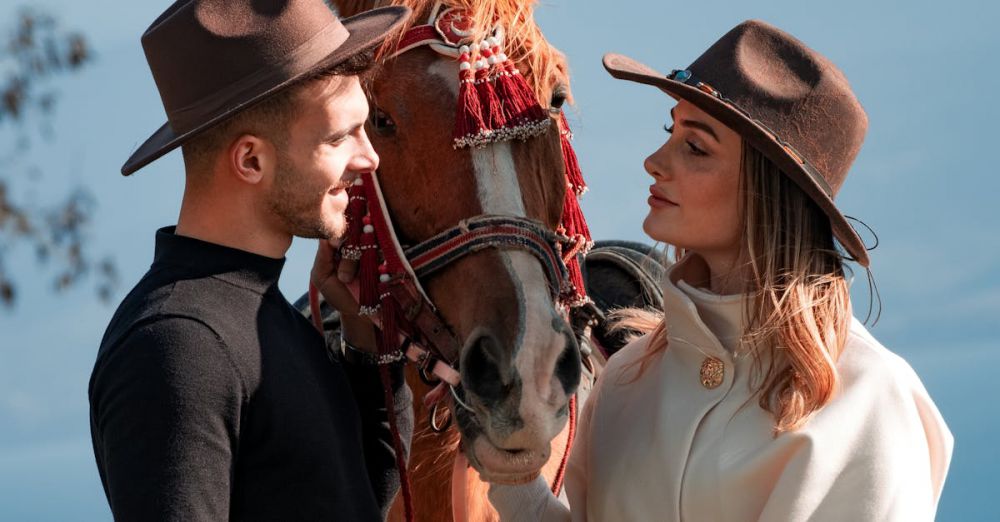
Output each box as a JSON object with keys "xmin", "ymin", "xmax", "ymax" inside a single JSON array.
[{"xmin": 88, "ymin": 1, "xmax": 412, "ymax": 520}]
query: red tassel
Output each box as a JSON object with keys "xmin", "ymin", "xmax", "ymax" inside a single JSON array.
[
  {"xmin": 360, "ymin": 174, "xmax": 406, "ymax": 274},
  {"xmin": 557, "ymin": 113, "xmax": 592, "ymax": 307},
  {"xmin": 374, "ymin": 286, "xmax": 413, "ymax": 521},
  {"xmin": 561, "ymin": 187, "xmax": 592, "ymax": 251},
  {"xmin": 559, "ymin": 218, "xmax": 589, "ymax": 306},
  {"xmin": 358, "ymin": 215, "xmax": 380, "ymax": 316},
  {"xmin": 474, "ymin": 49, "xmax": 506, "ymax": 141},
  {"xmin": 377, "ymin": 277, "xmax": 399, "ymax": 357},
  {"xmin": 564, "ymin": 256, "xmax": 587, "ymax": 307},
  {"xmin": 559, "ymin": 114, "xmax": 587, "ymax": 196},
  {"xmin": 341, "ymin": 180, "xmax": 368, "ymax": 260},
  {"xmin": 454, "ymin": 49, "xmax": 487, "ymax": 148},
  {"xmin": 492, "ymin": 42, "xmax": 549, "ymax": 139}
]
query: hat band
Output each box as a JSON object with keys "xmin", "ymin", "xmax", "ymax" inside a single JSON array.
[
  {"xmin": 668, "ymin": 69, "xmax": 834, "ymax": 198},
  {"xmin": 166, "ymin": 21, "xmax": 351, "ymax": 133}
]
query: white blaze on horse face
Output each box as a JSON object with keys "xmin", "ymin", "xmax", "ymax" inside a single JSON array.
[
  {"xmin": 428, "ymin": 59, "xmax": 459, "ymax": 96},
  {"xmin": 471, "ymin": 141, "xmax": 568, "ymax": 445},
  {"xmin": 430, "ymin": 56, "xmax": 567, "ymax": 444},
  {"xmin": 471, "ymin": 142, "xmax": 526, "ymax": 216}
]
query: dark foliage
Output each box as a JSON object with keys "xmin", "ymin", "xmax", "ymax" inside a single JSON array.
[{"xmin": 0, "ymin": 7, "xmax": 116, "ymax": 307}]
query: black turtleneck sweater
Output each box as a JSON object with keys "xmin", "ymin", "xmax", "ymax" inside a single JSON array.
[{"xmin": 89, "ymin": 227, "xmax": 412, "ymax": 521}]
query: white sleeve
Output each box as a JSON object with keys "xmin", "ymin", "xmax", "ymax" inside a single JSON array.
[
  {"xmin": 758, "ymin": 343, "xmax": 954, "ymax": 522},
  {"xmin": 488, "ymin": 475, "xmax": 570, "ymax": 522}
]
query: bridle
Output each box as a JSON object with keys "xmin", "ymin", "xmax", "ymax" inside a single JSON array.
[
  {"xmin": 306, "ymin": 3, "xmax": 592, "ymax": 519},
  {"xmin": 333, "ymin": 170, "xmax": 577, "ymax": 388},
  {"xmin": 311, "ymin": 0, "xmax": 591, "ymax": 399}
]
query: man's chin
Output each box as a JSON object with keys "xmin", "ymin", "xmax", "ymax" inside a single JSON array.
[
  {"xmin": 313, "ymin": 217, "xmax": 346, "ymax": 241},
  {"xmin": 284, "ymin": 220, "xmax": 342, "ymax": 242}
]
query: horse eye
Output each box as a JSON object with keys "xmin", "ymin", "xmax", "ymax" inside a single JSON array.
[
  {"xmin": 549, "ymin": 85, "xmax": 568, "ymax": 112},
  {"xmin": 370, "ymin": 107, "xmax": 396, "ymax": 135}
]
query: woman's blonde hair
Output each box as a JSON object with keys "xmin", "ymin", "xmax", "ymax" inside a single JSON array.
[{"xmin": 615, "ymin": 141, "xmax": 853, "ymax": 434}]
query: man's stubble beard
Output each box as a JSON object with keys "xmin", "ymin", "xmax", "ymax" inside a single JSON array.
[{"xmin": 268, "ymin": 155, "xmax": 346, "ymax": 241}]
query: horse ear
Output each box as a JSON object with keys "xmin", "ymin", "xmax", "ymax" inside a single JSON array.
[{"xmin": 326, "ymin": 0, "xmax": 378, "ymax": 18}]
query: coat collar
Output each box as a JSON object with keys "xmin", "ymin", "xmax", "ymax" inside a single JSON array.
[{"xmin": 661, "ymin": 254, "xmax": 748, "ymax": 359}]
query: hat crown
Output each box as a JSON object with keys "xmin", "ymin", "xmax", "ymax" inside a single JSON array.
[
  {"xmin": 687, "ymin": 20, "xmax": 868, "ymax": 195},
  {"xmin": 141, "ymin": 0, "xmax": 345, "ymax": 132}
]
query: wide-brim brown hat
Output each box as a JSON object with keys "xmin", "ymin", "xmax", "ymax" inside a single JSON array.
[
  {"xmin": 122, "ymin": 0, "xmax": 411, "ymax": 176},
  {"xmin": 603, "ymin": 20, "xmax": 871, "ymax": 267}
]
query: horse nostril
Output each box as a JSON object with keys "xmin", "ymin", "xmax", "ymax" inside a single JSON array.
[
  {"xmin": 555, "ymin": 333, "xmax": 582, "ymax": 396},
  {"xmin": 462, "ymin": 334, "xmax": 510, "ymax": 406}
]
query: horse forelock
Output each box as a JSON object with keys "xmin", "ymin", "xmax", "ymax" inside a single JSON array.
[{"xmin": 347, "ymin": 0, "xmax": 571, "ymax": 106}]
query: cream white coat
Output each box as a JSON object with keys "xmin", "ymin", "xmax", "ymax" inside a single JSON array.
[{"xmin": 489, "ymin": 257, "xmax": 953, "ymax": 521}]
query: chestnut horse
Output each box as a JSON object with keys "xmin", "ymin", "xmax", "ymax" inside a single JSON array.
[{"xmin": 329, "ymin": 1, "xmax": 586, "ymax": 519}]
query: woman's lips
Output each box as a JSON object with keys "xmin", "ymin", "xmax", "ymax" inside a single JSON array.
[{"xmin": 648, "ymin": 187, "xmax": 677, "ymax": 208}]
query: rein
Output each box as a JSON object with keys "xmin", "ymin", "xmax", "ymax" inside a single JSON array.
[{"xmin": 308, "ymin": 3, "xmax": 593, "ymax": 519}]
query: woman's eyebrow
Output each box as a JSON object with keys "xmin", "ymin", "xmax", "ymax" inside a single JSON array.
[{"xmin": 670, "ymin": 107, "xmax": 720, "ymax": 143}]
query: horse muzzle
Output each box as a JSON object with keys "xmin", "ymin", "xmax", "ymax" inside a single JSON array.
[{"xmin": 466, "ymin": 435, "xmax": 551, "ymax": 484}]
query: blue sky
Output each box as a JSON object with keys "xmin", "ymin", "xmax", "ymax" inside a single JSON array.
[{"xmin": 0, "ymin": 0, "xmax": 997, "ymax": 520}]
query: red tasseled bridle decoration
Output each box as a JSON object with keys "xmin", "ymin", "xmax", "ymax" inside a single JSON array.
[
  {"xmin": 491, "ymin": 44, "xmax": 549, "ymax": 133},
  {"xmin": 474, "ymin": 44, "xmax": 507, "ymax": 134},
  {"xmin": 341, "ymin": 175, "xmax": 416, "ymax": 521},
  {"xmin": 448, "ymin": 28, "xmax": 591, "ymax": 307},
  {"xmin": 375, "ymin": 277, "xmax": 414, "ymax": 521},
  {"xmin": 558, "ymin": 114, "xmax": 592, "ymax": 306},
  {"xmin": 451, "ymin": 35, "xmax": 550, "ymax": 148},
  {"xmin": 454, "ymin": 49, "xmax": 487, "ymax": 148}
]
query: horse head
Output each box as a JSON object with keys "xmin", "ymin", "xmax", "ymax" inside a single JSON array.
[{"xmin": 333, "ymin": 0, "xmax": 586, "ymax": 484}]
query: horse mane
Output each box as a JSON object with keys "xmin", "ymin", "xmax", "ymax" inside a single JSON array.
[{"xmin": 333, "ymin": 0, "xmax": 571, "ymax": 105}]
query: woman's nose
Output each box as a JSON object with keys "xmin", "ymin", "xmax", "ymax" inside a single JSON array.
[{"xmin": 644, "ymin": 142, "xmax": 671, "ymax": 180}]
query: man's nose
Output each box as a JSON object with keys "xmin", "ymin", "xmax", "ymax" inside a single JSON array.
[{"xmin": 355, "ymin": 128, "xmax": 379, "ymax": 172}]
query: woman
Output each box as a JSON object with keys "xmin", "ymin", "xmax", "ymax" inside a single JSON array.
[{"xmin": 487, "ymin": 20, "xmax": 952, "ymax": 521}]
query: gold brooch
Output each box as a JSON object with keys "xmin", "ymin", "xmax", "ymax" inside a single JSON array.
[{"xmin": 700, "ymin": 356, "xmax": 725, "ymax": 389}]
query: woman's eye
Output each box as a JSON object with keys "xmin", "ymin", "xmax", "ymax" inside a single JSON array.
[
  {"xmin": 664, "ymin": 124, "xmax": 674, "ymax": 134},
  {"xmin": 370, "ymin": 107, "xmax": 396, "ymax": 134},
  {"xmin": 686, "ymin": 140, "xmax": 706, "ymax": 156}
]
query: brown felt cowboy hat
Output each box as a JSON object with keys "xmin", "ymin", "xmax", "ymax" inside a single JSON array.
[
  {"xmin": 603, "ymin": 20, "xmax": 872, "ymax": 267},
  {"xmin": 121, "ymin": 0, "xmax": 410, "ymax": 176}
]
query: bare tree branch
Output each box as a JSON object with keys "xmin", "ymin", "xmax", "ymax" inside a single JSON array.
[{"xmin": 0, "ymin": 7, "xmax": 117, "ymax": 307}]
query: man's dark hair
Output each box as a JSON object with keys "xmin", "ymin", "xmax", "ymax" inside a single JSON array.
[{"xmin": 181, "ymin": 49, "xmax": 375, "ymax": 173}]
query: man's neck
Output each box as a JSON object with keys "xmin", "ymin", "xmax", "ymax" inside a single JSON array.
[{"xmin": 175, "ymin": 182, "xmax": 291, "ymax": 259}]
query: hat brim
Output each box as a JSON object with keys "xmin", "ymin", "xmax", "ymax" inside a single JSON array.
[
  {"xmin": 602, "ymin": 53, "xmax": 869, "ymax": 267},
  {"xmin": 121, "ymin": 6, "xmax": 410, "ymax": 177}
]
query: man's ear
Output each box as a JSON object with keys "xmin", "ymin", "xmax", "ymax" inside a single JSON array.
[{"xmin": 227, "ymin": 134, "xmax": 275, "ymax": 185}]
